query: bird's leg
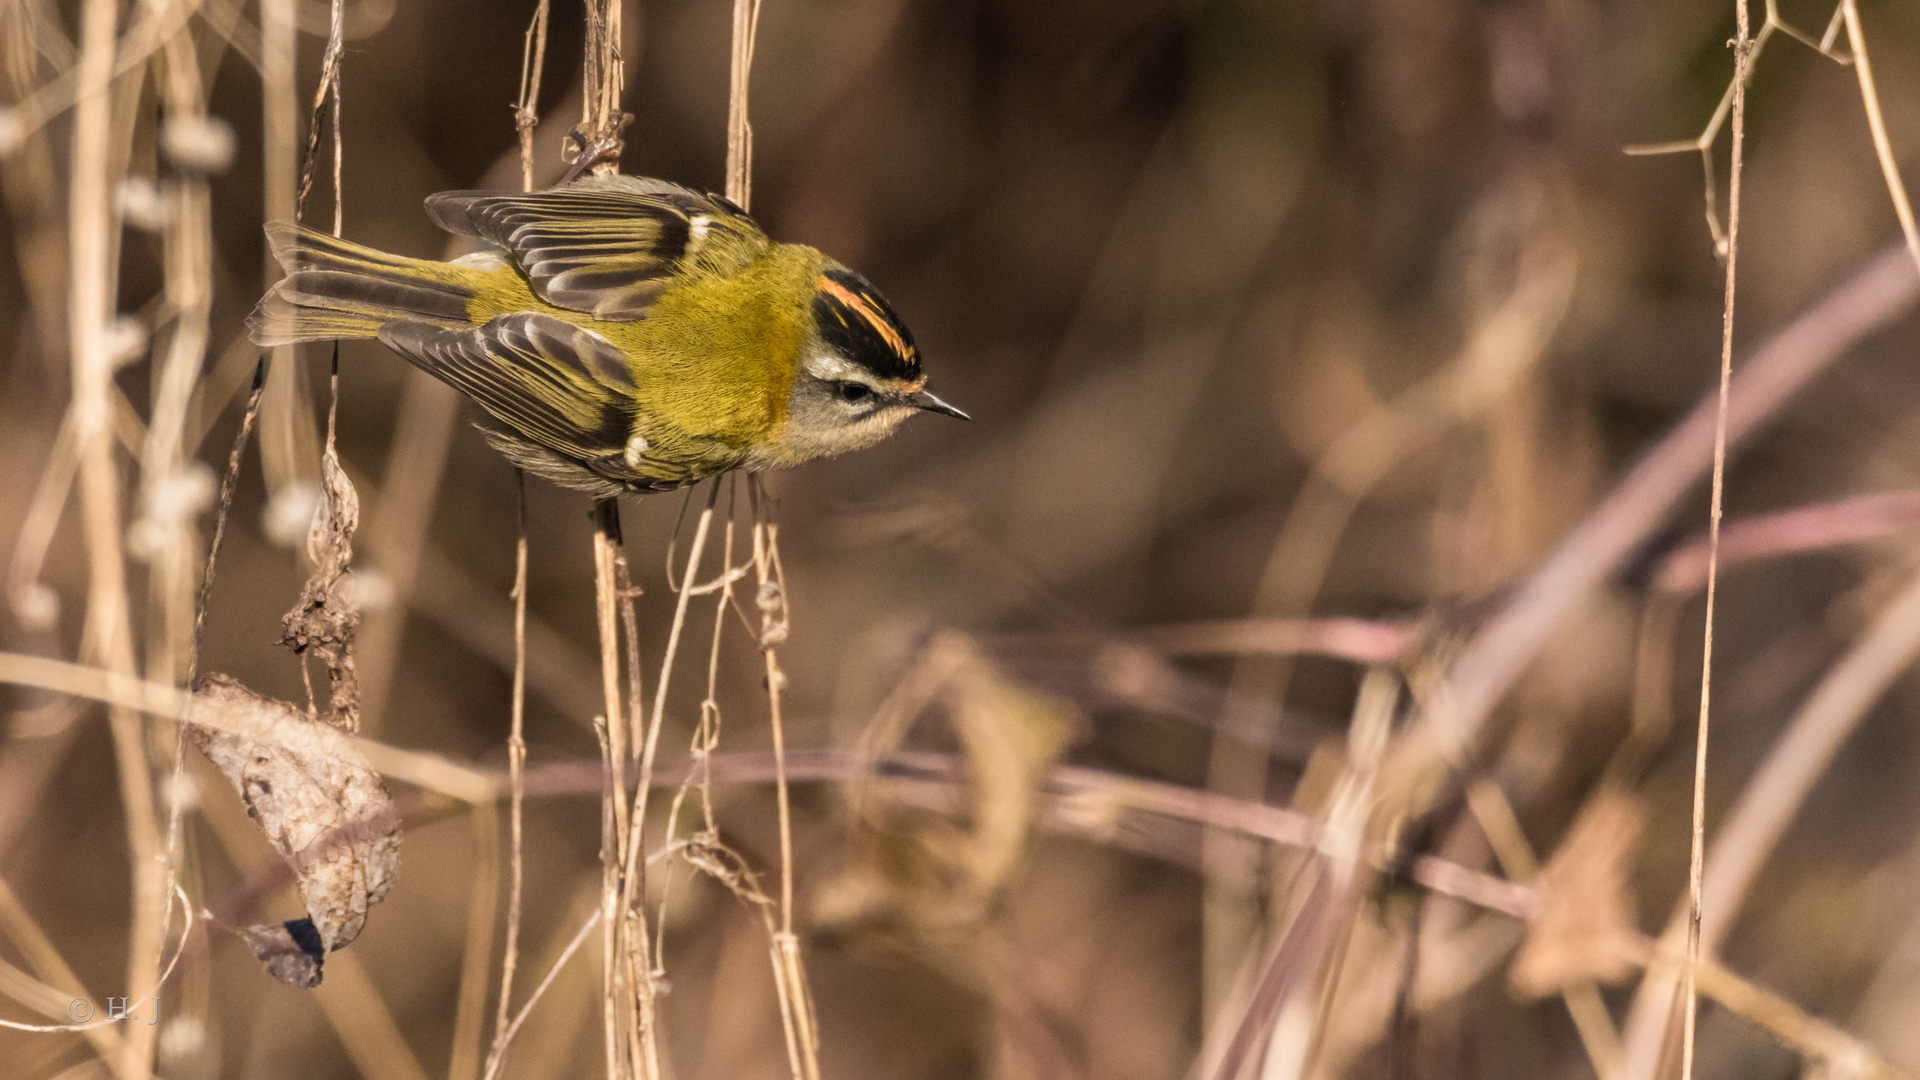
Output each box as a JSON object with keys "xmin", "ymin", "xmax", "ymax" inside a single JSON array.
[{"xmin": 558, "ymin": 116, "xmax": 635, "ymax": 186}]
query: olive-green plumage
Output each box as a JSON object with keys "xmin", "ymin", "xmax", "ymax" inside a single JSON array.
[{"xmin": 249, "ymin": 175, "xmax": 965, "ymax": 497}]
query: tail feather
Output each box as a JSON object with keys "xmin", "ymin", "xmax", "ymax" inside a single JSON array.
[{"xmin": 248, "ymin": 222, "xmax": 478, "ymax": 347}]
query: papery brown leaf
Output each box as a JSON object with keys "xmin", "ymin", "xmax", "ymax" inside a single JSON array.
[{"xmin": 191, "ymin": 673, "xmax": 400, "ymax": 980}]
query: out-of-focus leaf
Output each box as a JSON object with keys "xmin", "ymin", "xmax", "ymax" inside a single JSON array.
[
  {"xmin": 815, "ymin": 633, "xmax": 1079, "ymax": 950},
  {"xmin": 1510, "ymin": 785, "xmax": 1644, "ymax": 998}
]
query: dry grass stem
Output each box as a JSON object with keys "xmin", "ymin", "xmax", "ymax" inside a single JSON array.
[
  {"xmin": 515, "ymin": 0, "xmax": 554, "ymax": 192},
  {"xmin": 449, "ymin": 804, "xmax": 501, "ymax": 1080},
  {"xmin": 486, "ymin": 15, "xmax": 552, "ymax": 1070},
  {"xmin": 309, "ymin": 948, "xmax": 433, "ymax": 1080},
  {"xmin": 1840, "ymin": 0, "xmax": 1920, "ymax": 275},
  {"xmin": 1654, "ymin": 487, "xmax": 1920, "ymax": 594},
  {"xmin": 486, "ymin": 474, "xmax": 532, "ymax": 1078},
  {"xmin": 576, "ymin": 0, "xmax": 627, "ymax": 177},
  {"xmin": 485, "ymin": 909, "xmax": 603, "ymax": 1080},
  {"xmin": 1679, "ymin": 4, "xmax": 1753, "ymax": 1077},
  {"xmin": 0, "ymin": 652, "xmax": 495, "ymax": 800},
  {"xmin": 589, "ymin": 500, "xmax": 638, "ymax": 1079}
]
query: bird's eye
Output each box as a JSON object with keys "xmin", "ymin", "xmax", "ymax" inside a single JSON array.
[{"xmin": 838, "ymin": 382, "xmax": 872, "ymax": 403}]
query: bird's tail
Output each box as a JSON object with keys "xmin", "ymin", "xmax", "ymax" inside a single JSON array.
[{"xmin": 247, "ymin": 222, "xmax": 479, "ymax": 346}]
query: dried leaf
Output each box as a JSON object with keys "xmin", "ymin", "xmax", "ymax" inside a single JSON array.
[
  {"xmin": 237, "ymin": 919, "xmax": 326, "ymax": 989},
  {"xmin": 280, "ymin": 448, "xmax": 362, "ymax": 730},
  {"xmin": 815, "ymin": 634, "xmax": 1078, "ymax": 947},
  {"xmin": 191, "ymin": 673, "xmax": 400, "ymax": 980},
  {"xmin": 1509, "ymin": 785, "xmax": 1644, "ymax": 998}
]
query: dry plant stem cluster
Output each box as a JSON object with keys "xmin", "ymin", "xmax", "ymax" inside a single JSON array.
[
  {"xmin": 0, "ymin": 642, "xmax": 1903, "ymax": 1075},
  {"xmin": 60, "ymin": 0, "xmax": 205, "ymax": 1074},
  {"xmin": 1186, "ymin": 2, "xmax": 1920, "ymax": 1076},
  {"xmin": 1617, "ymin": 5, "xmax": 1920, "ymax": 1077},
  {"xmin": 1198, "ymin": 172, "xmax": 1576, "ymax": 1030},
  {"xmin": 0, "ymin": 0, "xmax": 410, "ymax": 1040},
  {"xmin": 561, "ymin": 2, "xmax": 817, "ymax": 1077},
  {"xmin": 0, "ymin": 2, "xmax": 584, "ymax": 1075}
]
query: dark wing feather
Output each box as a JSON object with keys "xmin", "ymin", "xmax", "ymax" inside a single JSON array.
[
  {"xmin": 377, "ymin": 313, "xmax": 636, "ymax": 466},
  {"xmin": 423, "ymin": 176, "xmax": 769, "ymax": 321}
]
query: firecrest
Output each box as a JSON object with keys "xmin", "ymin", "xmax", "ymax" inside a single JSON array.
[{"xmin": 248, "ymin": 174, "xmax": 967, "ymax": 497}]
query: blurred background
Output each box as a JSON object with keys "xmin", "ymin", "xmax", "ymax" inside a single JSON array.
[{"xmin": 8, "ymin": 0, "xmax": 1920, "ymax": 1077}]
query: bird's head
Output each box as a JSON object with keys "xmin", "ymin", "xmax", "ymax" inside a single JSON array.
[{"xmin": 779, "ymin": 262, "xmax": 968, "ymax": 463}]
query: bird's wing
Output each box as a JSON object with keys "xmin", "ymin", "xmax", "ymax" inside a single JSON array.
[
  {"xmin": 378, "ymin": 313, "xmax": 645, "ymax": 475},
  {"xmin": 423, "ymin": 177, "xmax": 769, "ymax": 321}
]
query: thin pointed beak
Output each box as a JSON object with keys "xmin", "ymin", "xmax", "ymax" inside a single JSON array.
[{"xmin": 908, "ymin": 389, "xmax": 971, "ymax": 420}]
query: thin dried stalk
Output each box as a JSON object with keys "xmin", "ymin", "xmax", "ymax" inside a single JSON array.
[
  {"xmin": 576, "ymin": 0, "xmax": 627, "ymax": 177},
  {"xmin": 486, "ymin": 909, "xmax": 603, "ymax": 1080},
  {"xmin": 256, "ymin": 0, "xmax": 321, "ymax": 508},
  {"xmin": 309, "ymin": 948, "xmax": 433, "ymax": 1080},
  {"xmin": 1840, "ymin": 0, "xmax": 1920, "ymax": 276},
  {"xmin": 610, "ymin": 485, "xmax": 723, "ymax": 1080},
  {"xmin": 1622, "ymin": 0, "xmax": 1847, "ymax": 254},
  {"xmin": 70, "ymin": 0, "xmax": 165, "ymax": 1075},
  {"xmin": 190, "ymin": 365, "xmax": 266, "ymax": 672},
  {"xmin": 515, "ymin": 0, "xmax": 554, "ymax": 192},
  {"xmin": 651, "ymin": 495, "xmax": 750, "ymax": 986},
  {"xmin": 486, "ymin": 475, "xmax": 531, "ymax": 1077},
  {"xmin": 613, "ymin": 540, "xmax": 651, "ymax": 1080},
  {"xmin": 1680, "ymin": 5, "xmax": 1752, "ymax": 1076},
  {"xmin": 573, "ymin": 0, "xmax": 640, "ymax": 1071},
  {"xmin": 0, "ymin": 652, "xmax": 496, "ymax": 801},
  {"xmin": 293, "ymin": 0, "xmax": 346, "ymax": 233},
  {"xmin": 749, "ymin": 477, "xmax": 819, "ymax": 1080},
  {"xmin": 590, "ymin": 499, "xmax": 635, "ymax": 1080},
  {"xmin": 1623, "ymin": 561, "xmax": 1920, "ymax": 1076},
  {"xmin": 488, "ymin": 12, "xmax": 550, "ymax": 1070},
  {"xmin": 724, "ymin": 0, "xmax": 763, "ymax": 208}
]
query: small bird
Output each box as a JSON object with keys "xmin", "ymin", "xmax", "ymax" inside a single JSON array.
[{"xmin": 248, "ymin": 174, "xmax": 967, "ymax": 497}]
